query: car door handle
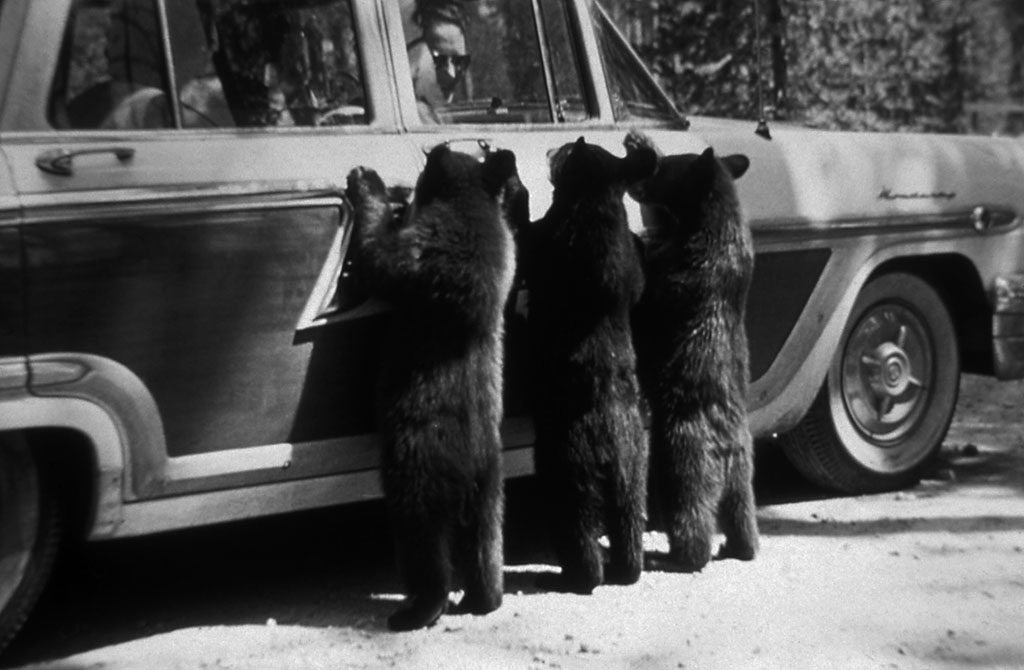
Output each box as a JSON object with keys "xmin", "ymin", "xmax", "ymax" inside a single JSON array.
[{"xmin": 35, "ymin": 146, "xmax": 135, "ymax": 176}]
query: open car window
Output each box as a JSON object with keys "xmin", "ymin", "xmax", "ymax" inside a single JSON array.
[{"xmin": 400, "ymin": 0, "xmax": 588, "ymax": 125}]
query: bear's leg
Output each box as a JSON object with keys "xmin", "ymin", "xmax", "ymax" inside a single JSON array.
[
  {"xmin": 388, "ymin": 517, "xmax": 453, "ymax": 632},
  {"xmin": 649, "ymin": 428, "xmax": 716, "ymax": 573},
  {"xmin": 665, "ymin": 496, "xmax": 716, "ymax": 572},
  {"xmin": 455, "ymin": 466, "xmax": 505, "ymax": 615},
  {"xmin": 716, "ymin": 448, "xmax": 760, "ymax": 562},
  {"xmin": 536, "ymin": 465, "xmax": 604, "ymax": 594},
  {"xmin": 604, "ymin": 449, "xmax": 647, "ymax": 585}
]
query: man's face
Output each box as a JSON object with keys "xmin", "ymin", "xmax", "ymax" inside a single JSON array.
[{"xmin": 422, "ymin": 21, "xmax": 468, "ymax": 100}]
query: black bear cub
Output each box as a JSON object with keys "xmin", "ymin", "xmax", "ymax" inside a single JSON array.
[
  {"xmin": 345, "ymin": 145, "xmax": 520, "ymax": 631},
  {"xmin": 521, "ymin": 137, "xmax": 656, "ymax": 594},
  {"xmin": 624, "ymin": 130, "xmax": 759, "ymax": 572}
]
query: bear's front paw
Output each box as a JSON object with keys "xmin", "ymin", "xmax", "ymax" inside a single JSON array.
[
  {"xmin": 346, "ymin": 166, "xmax": 388, "ymax": 204},
  {"xmin": 623, "ymin": 128, "xmax": 656, "ymax": 155},
  {"xmin": 387, "ymin": 594, "xmax": 449, "ymax": 632}
]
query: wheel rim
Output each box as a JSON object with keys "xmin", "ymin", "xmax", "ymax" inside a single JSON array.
[
  {"xmin": 832, "ymin": 301, "xmax": 935, "ymax": 472},
  {"xmin": 0, "ymin": 446, "xmax": 39, "ymax": 614}
]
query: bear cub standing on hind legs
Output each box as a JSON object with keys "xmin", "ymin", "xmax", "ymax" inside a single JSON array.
[
  {"xmin": 624, "ymin": 130, "xmax": 760, "ymax": 573},
  {"xmin": 521, "ymin": 137, "xmax": 657, "ymax": 594},
  {"xmin": 345, "ymin": 144, "xmax": 522, "ymax": 631}
]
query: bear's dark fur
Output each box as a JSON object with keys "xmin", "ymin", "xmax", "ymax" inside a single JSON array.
[
  {"xmin": 624, "ymin": 130, "xmax": 759, "ymax": 572},
  {"xmin": 345, "ymin": 145, "xmax": 520, "ymax": 631},
  {"xmin": 520, "ymin": 137, "xmax": 656, "ymax": 594}
]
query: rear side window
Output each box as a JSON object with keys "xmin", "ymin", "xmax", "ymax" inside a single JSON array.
[
  {"xmin": 49, "ymin": 0, "xmax": 368, "ymax": 130},
  {"xmin": 50, "ymin": 0, "xmax": 173, "ymax": 130},
  {"xmin": 190, "ymin": 0, "xmax": 367, "ymax": 128}
]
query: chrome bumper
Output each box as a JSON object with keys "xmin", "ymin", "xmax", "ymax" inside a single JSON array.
[{"xmin": 993, "ymin": 274, "xmax": 1024, "ymax": 379}]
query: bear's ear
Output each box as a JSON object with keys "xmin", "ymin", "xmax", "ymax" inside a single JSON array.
[
  {"xmin": 721, "ymin": 154, "xmax": 751, "ymax": 180},
  {"xmin": 415, "ymin": 143, "xmax": 457, "ymax": 201},
  {"xmin": 621, "ymin": 144, "xmax": 658, "ymax": 184},
  {"xmin": 568, "ymin": 136, "xmax": 589, "ymax": 160},
  {"xmin": 482, "ymin": 149, "xmax": 519, "ymax": 198}
]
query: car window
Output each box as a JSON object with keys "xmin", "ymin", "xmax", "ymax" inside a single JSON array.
[
  {"xmin": 50, "ymin": 0, "xmax": 174, "ymax": 130},
  {"xmin": 401, "ymin": 0, "xmax": 556, "ymax": 125},
  {"xmin": 540, "ymin": 0, "xmax": 588, "ymax": 123},
  {"xmin": 186, "ymin": 0, "xmax": 367, "ymax": 128},
  {"xmin": 591, "ymin": 1, "xmax": 679, "ymax": 122},
  {"xmin": 48, "ymin": 0, "xmax": 368, "ymax": 131}
]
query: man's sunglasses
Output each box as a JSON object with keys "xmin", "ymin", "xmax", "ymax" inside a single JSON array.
[{"xmin": 431, "ymin": 51, "xmax": 472, "ymax": 74}]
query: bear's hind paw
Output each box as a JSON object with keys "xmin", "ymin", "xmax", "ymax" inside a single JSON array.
[
  {"xmin": 716, "ymin": 540, "xmax": 758, "ymax": 562},
  {"xmin": 387, "ymin": 594, "xmax": 450, "ymax": 632},
  {"xmin": 603, "ymin": 561, "xmax": 642, "ymax": 586},
  {"xmin": 452, "ymin": 590, "xmax": 502, "ymax": 616},
  {"xmin": 644, "ymin": 552, "xmax": 709, "ymax": 574},
  {"xmin": 535, "ymin": 571, "xmax": 598, "ymax": 595}
]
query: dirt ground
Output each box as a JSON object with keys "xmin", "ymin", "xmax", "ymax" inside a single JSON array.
[{"xmin": 2, "ymin": 374, "xmax": 1023, "ymax": 670}]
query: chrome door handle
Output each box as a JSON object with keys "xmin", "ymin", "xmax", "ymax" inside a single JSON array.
[{"xmin": 35, "ymin": 146, "xmax": 135, "ymax": 176}]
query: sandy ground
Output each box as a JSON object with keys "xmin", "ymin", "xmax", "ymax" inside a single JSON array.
[{"xmin": 2, "ymin": 374, "xmax": 1023, "ymax": 670}]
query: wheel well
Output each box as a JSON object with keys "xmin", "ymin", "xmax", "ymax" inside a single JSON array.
[
  {"xmin": 21, "ymin": 428, "xmax": 97, "ymax": 542},
  {"xmin": 869, "ymin": 254, "xmax": 992, "ymax": 375}
]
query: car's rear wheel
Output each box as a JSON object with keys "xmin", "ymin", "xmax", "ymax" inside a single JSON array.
[
  {"xmin": 0, "ymin": 436, "xmax": 61, "ymax": 654},
  {"xmin": 780, "ymin": 272, "xmax": 960, "ymax": 493}
]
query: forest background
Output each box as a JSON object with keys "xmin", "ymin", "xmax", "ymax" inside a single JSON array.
[{"xmin": 601, "ymin": 0, "xmax": 1024, "ymax": 135}]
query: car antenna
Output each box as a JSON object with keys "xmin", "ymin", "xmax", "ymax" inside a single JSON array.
[{"xmin": 753, "ymin": 0, "xmax": 772, "ymax": 140}]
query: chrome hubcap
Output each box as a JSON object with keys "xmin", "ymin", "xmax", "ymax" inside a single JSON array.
[{"xmin": 841, "ymin": 305, "xmax": 931, "ymax": 443}]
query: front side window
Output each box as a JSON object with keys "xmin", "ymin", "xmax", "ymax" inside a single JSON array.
[
  {"xmin": 401, "ymin": 0, "xmax": 579, "ymax": 125},
  {"xmin": 591, "ymin": 1, "xmax": 679, "ymax": 122},
  {"xmin": 50, "ymin": 0, "xmax": 173, "ymax": 130}
]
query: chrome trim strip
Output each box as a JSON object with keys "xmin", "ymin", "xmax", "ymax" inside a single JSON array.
[
  {"xmin": 294, "ymin": 202, "xmax": 357, "ymax": 331},
  {"xmin": 106, "ymin": 447, "xmax": 534, "ymax": 539},
  {"xmin": 752, "ymin": 207, "xmax": 1020, "ymax": 243},
  {"xmin": 0, "ymin": 195, "xmax": 22, "ymax": 227},
  {"xmin": 0, "ymin": 357, "xmax": 28, "ymax": 391},
  {"xmin": 18, "ymin": 188, "xmax": 347, "ymax": 225},
  {"xmin": 148, "ymin": 416, "xmax": 533, "ymax": 498}
]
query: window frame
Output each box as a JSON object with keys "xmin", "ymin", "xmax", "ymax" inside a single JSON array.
[
  {"xmin": 393, "ymin": 0, "xmax": 600, "ymax": 132},
  {"xmin": 588, "ymin": 0, "xmax": 685, "ymax": 125},
  {"xmin": 2, "ymin": 0, "xmax": 395, "ymax": 135}
]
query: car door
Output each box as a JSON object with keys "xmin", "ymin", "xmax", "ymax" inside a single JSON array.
[{"xmin": 1, "ymin": 0, "xmax": 424, "ymax": 499}]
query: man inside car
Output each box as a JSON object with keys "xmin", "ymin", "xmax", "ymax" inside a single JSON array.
[{"xmin": 405, "ymin": 1, "xmax": 471, "ymax": 124}]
